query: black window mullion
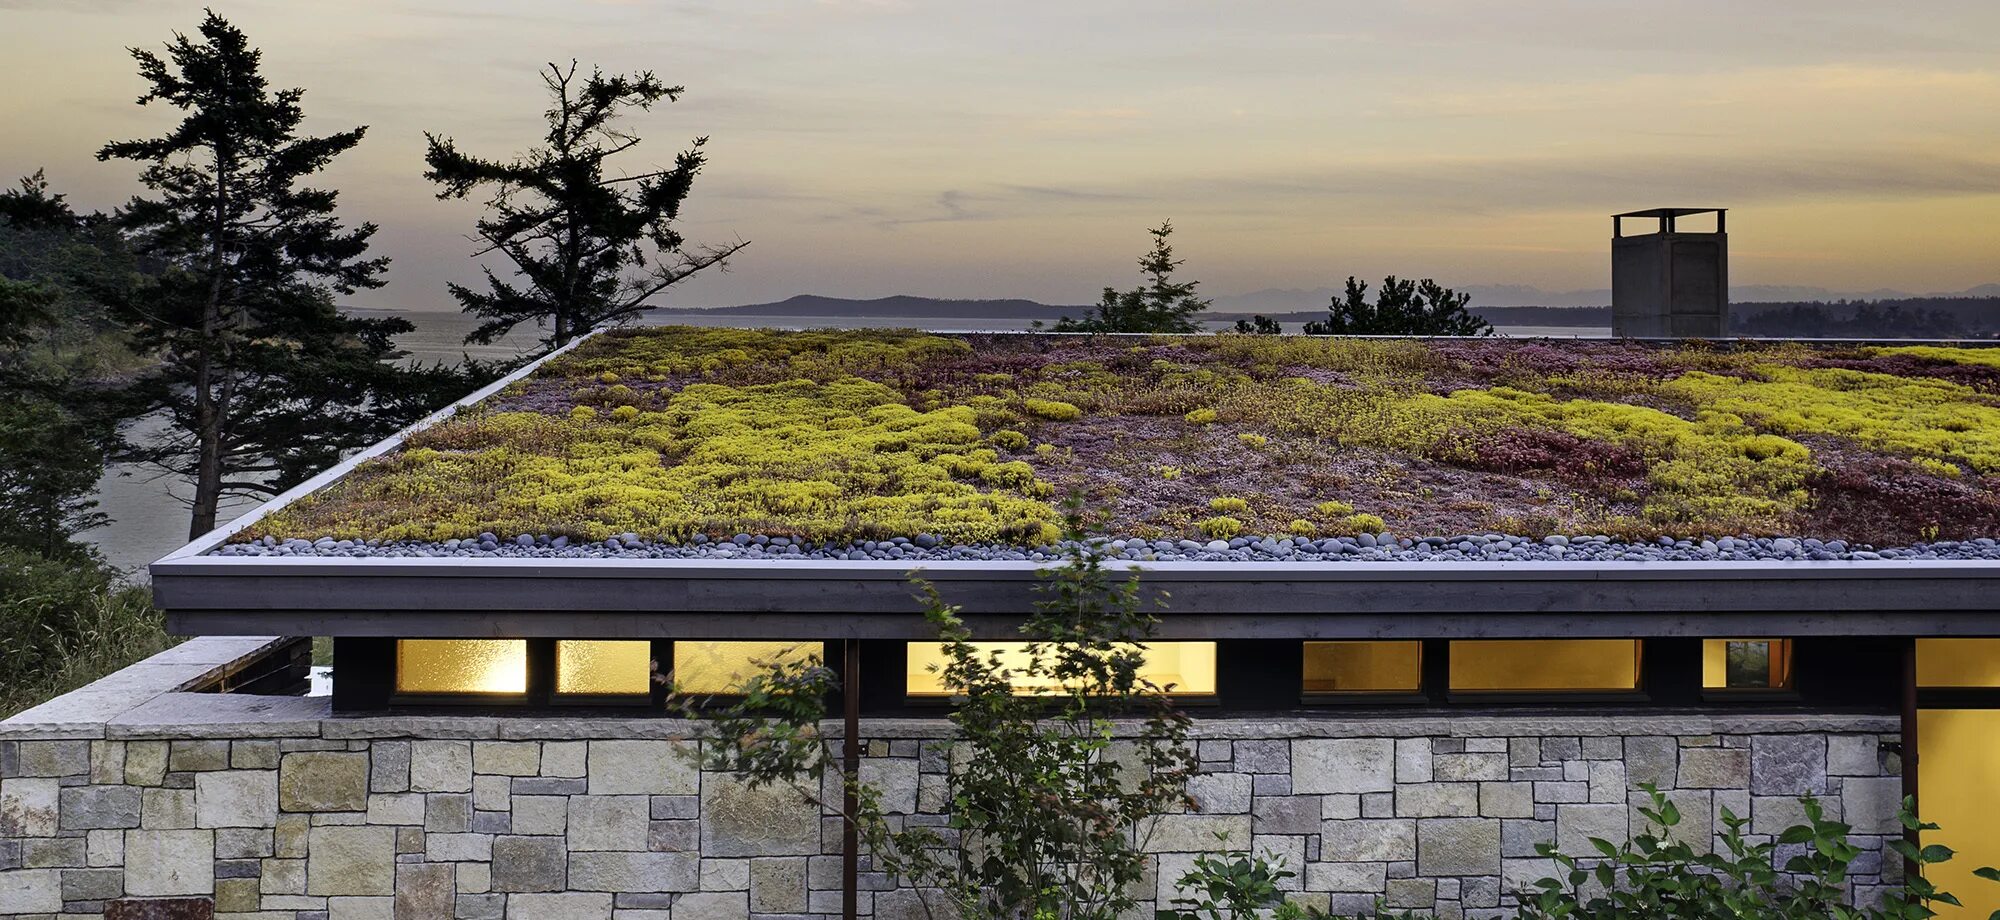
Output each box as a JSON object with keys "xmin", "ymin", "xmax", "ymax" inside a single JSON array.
[{"xmin": 526, "ymin": 638, "xmax": 556, "ymax": 707}]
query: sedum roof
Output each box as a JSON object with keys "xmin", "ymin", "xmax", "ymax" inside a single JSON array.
[{"xmin": 233, "ymin": 327, "xmax": 2000, "ymax": 552}]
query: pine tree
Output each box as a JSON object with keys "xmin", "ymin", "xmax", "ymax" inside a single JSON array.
[
  {"xmin": 98, "ymin": 12, "xmax": 467, "ymax": 539},
  {"xmin": 1052, "ymin": 221, "xmax": 1210, "ymax": 334},
  {"xmin": 424, "ymin": 61, "xmax": 749, "ymax": 351},
  {"xmin": 1303, "ymin": 276, "xmax": 1493, "ymax": 336}
]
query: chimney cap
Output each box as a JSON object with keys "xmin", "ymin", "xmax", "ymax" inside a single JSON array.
[{"xmin": 1612, "ymin": 207, "xmax": 1726, "ymax": 219}]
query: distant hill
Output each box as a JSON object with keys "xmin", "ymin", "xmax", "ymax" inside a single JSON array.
[
  {"xmin": 650, "ymin": 291, "xmax": 2000, "ymax": 336},
  {"xmin": 653, "ymin": 294, "xmax": 1089, "ymax": 320}
]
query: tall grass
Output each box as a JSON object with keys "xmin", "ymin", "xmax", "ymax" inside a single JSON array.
[{"xmin": 0, "ymin": 548, "xmax": 175, "ymax": 718}]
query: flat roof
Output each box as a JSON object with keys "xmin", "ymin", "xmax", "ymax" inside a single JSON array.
[
  {"xmin": 148, "ymin": 327, "xmax": 2000, "ymax": 636},
  {"xmin": 1614, "ymin": 207, "xmax": 1726, "ymax": 218}
]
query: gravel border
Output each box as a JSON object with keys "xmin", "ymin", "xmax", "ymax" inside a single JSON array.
[{"xmin": 212, "ymin": 531, "xmax": 2000, "ymax": 563}]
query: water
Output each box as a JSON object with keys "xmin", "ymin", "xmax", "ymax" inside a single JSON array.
[
  {"xmin": 82, "ymin": 309, "xmax": 541, "ymax": 578},
  {"xmin": 80, "ymin": 308, "xmax": 1604, "ymax": 577}
]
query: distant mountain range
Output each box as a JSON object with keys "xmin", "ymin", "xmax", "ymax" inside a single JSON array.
[{"xmin": 653, "ymin": 286, "xmax": 2000, "ymax": 325}]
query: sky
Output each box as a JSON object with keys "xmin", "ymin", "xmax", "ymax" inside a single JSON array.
[{"xmin": 1, "ymin": 0, "xmax": 1997, "ymax": 311}]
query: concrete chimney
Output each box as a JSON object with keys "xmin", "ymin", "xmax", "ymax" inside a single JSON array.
[{"xmin": 1611, "ymin": 208, "xmax": 1729, "ymax": 338}]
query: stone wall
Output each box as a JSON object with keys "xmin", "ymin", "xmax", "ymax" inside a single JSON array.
[{"xmin": 1, "ymin": 698, "xmax": 1902, "ymax": 920}]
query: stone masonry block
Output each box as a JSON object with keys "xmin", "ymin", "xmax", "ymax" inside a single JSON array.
[
  {"xmin": 700, "ymin": 776, "xmax": 817, "ymax": 857},
  {"xmin": 1294, "ymin": 739, "xmax": 1394, "ymax": 794},
  {"xmin": 2, "ymin": 777, "xmax": 60, "ymax": 836},
  {"xmin": 1751, "ymin": 735, "xmax": 1827, "ymax": 796},
  {"xmin": 492, "ymin": 835, "xmax": 566, "ymax": 892},
  {"xmin": 505, "ymin": 892, "xmax": 614, "ymax": 920},
  {"xmin": 1142, "ymin": 814, "xmax": 1251, "ymax": 852},
  {"xmin": 473, "ymin": 742, "xmax": 541, "ymax": 777},
  {"xmin": 588, "ymin": 741, "xmax": 695, "ymax": 796},
  {"xmin": 568, "ymin": 796, "xmax": 650, "ymax": 852},
  {"xmin": 307, "ymin": 824, "xmax": 397, "ymax": 896},
  {"xmin": 1320, "ymin": 819, "xmax": 1416, "ymax": 862},
  {"xmin": 1677, "ymin": 748, "xmax": 1750, "ymax": 789},
  {"xmin": 281, "ymin": 753, "xmax": 370, "ymax": 812},
  {"xmin": 198, "ymin": 769, "xmax": 279, "ymax": 827},
  {"xmin": 567, "ymin": 851, "xmax": 698, "ymax": 893},
  {"xmin": 1554, "ymin": 803, "xmax": 1627, "ymax": 857},
  {"xmin": 124, "ymin": 829, "xmax": 214, "ymax": 896},
  {"xmin": 59, "ymin": 785, "xmax": 142, "ymax": 831},
  {"xmin": 1417, "ymin": 818, "xmax": 1501, "ymax": 876},
  {"xmin": 410, "ymin": 741, "xmax": 472, "ymax": 794}
]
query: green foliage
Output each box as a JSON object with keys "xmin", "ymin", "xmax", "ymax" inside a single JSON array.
[
  {"xmin": 687, "ymin": 506, "xmax": 1198, "ymax": 920},
  {"xmin": 1231, "ymin": 314, "xmax": 1284, "ymax": 335},
  {"xmin": 1666, "ymin": 365, "xmax": 2000, "ymax": 473},
  {"xmin": 1201, "ymin": 516, "xmax": 1244, "ymax": 539},
  {"xmin": 234, "ymin": 328, "xmax": 2000, "ymax": 546},
  {"xmin": 1304, "ymin": 276, "xmax": 1493, "ymax": 337},
  {"xmin": 1024, "ymin": 398, "xmax": 1084, "ymax": 421},
  {"xmin": 424, "ymin": 61, "xmax": 748, "ymax": 350},
  {"xmin": 1208, "ymin": 496, "xmax": 1250, "ymax": 514},
  {"xmin": 1516, "ymin": 785, "xmax": 1994, "ymax": 920},
  {"xmin": 0, "ymin": 396, "xmax": 111, "ymax": 560},
  {"xmin": 1053, "ymin": 222, "xmax": 1212, "ymax": 334},
  {"xmin": 254, "ymin": 374, "xmax": 1060, "ymax": 545},
  {"xmin": 0, "ymin": 548, "xmax": 169, "ymax": 718}
]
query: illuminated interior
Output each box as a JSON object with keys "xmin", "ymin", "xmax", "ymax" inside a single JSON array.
[
  {"xmin": 905, "ymin": 641, "xmax": 1217, "ymax": 697},
  {"xmin": 1701, "ymin": 639, "xmax": 1792, "ymax": 690},
  {"xmin": 1917, "ymin": 639, "xmax": 2000, "ymax": 688},
  {"xmin": 672, "ymin": 641, "xmax": 820, "ymax": 695},
  {"xmin": 1303, "ymin": 641, "xmax": 1423, "ymax": 693},
  {"xmin": 555, "ymin": 640, "xmax": 652, "ymax": 696},
  {"xmin": 395, "ymin": 639, "xmax": 527, "ymax": 695},
  {"xmin": 1919, "ymin": 710, "xmax": 2000, "ymax": 919},
  {"xmin": 1448, "ymin": 640, "xmax": 1641, "ymax": 692}
]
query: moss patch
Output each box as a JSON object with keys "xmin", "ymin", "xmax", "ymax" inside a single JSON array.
[{"xmin": 243, "ymin": 328, "xmax": 2000, "ymax": 546}]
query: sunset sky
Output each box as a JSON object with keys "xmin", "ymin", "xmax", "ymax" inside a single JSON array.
[{"xmin": 2, "ymin": 0, "xmax": 1997, "ymax": 310}]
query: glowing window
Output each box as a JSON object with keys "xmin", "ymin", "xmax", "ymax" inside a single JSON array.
[
  {"xmin": 905, "ymin": 642, "xmax": 1217, "ymax": 697},
  {"xmin": 556, "ymin": 640, "xmax": 652, "ymax": 696},
  {"xmin": 396, "ymin": 639, "xmax": 527, "ymax": 695},
  {"xmin": 1702, "ymin": 639, "xmax": 1792, "ymax": 690},
  {"xmin": 1918, "ymin": 710, "xmax": 2000, "ymax": 920},
  {"xmin": 1917, "ymin": 639, "xmax": 2000, "ymax": 688},
  {"xmin": 672, "ymin": 642, "xmax": 820, "ymax": 695},
  {"xmin": 1448, "ymin": 640, "xmax": 1641, "ymax": 692},
  {"xmin": 1303, "ymin": 641, "xmax": 1423, "ymax": 693}
]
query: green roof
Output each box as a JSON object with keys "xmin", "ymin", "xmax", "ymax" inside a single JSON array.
[{"xmin": 241, "ymin": 328, "xmax": 2000, "ymax": 547}]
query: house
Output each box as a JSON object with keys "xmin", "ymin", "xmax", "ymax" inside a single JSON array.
[{"xmin": 6, "ymin": 326, "xmax": 2000, "ymax": 918}]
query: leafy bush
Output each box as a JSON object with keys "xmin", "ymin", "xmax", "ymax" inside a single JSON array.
[
  {"xmin": 1161, "ymin": 786, "xmax": 1997, "ymax": 920},
  {"xmin": 687, "ymin": 506, "xmax": 1197, "ymax": 920},
  {"xmin": 0, "ymin": 548, "xmax": 170, "ymax": 717},
  {"xmin": 1517, "ymin": 785, "xmax": 1992, "ymax": 920}
]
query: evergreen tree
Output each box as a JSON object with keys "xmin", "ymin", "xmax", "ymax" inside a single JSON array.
[
  {"xmin": 0, "ymin": 176, "xmax": 120, "ymax": 562},
  {"xmin": 1231, "ymin": 314, "xmax": 1282, "ymax": 335},
  {"xmin": 1303, "ymin": 275, "xmax": 1493, "ymax": 336},
  {"xmin": 1052, "ymin": 221, "xmax": 1210, "ymax": 333},
  {"xmin": 98, "ymin": 12, "xmax": 472, "ymax": 539},
  {"xmin": 424, "ymin": 61, "xmax": 749, "ymax": 351}
]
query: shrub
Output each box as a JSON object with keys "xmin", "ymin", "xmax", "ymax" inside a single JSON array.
[
  {"xmin": 1208, "ymin": 496, "xmax": 1249, "ymax": 514},
  {"xmin": 1315, "ymin": 500, "xmax": 1355, "ymax": 517},
  {"xmin": 990, "ymin": 429, "xmax": 1029, "ymax": 450},
  {"xmin": 0, "ymin": 549, "xmax": 171, "ymax": 717},
  {"xmin": 1200, "ymin": 516, "xmax": 1243, "ymax": 539},
  {"xmin": 1340, "ymin": 513, "xmax": 1386, "ymax": 534},
  {"xmin": 1185, "ymin": 408, "xmax": 1218, "ymax": 424},
  {"xmin": 689, "ymin": 508, "xmax": 1197, "ymax": 920},
  {"xmin": 569, "ymin": 405, "xmax": 596, "ymax": 420},
  {"xmin": 1286, "ymin": 519, "xmax": 1316, "ymax": 537},
  {"xmin": 1024, "ymin": 398, "xmax": 1082, "ymax": 421},
  {"xmin": 610, "ymin": 405, "xmax": 639, "ymax": 422}
]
